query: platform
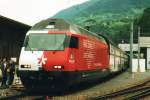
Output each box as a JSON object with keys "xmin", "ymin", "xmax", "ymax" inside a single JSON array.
[{"xmin": 52, "ymin": 70, "xmax": 150, "ymax": 99}]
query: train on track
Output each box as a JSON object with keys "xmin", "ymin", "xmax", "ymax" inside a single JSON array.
[{"xmin": 18, "ymin": 18, "xmax": 129, "ymax": 90}]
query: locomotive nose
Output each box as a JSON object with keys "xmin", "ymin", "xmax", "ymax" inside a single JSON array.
[
  {"xmin": 41, "ymin": 51, "xmax": 68, "ymax": 71},
  {"xmin": 19, "ymin": 48, "xmax": 44, "ymax": 71}
]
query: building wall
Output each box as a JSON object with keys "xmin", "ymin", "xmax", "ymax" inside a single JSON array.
[
  {"xmin": 147, "ymin": 48, "xmax": 150, "ymax": 69},
  {"xmin": 0, "ymin": 16, "xmax": 31, "ymax": 62},
  {"xmin": 0, "ymin": 30, "xmax": 27, "ymax": 62}
]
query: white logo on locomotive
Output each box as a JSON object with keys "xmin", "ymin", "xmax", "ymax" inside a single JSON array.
[{"xmin": 37, "ymin": 54, "xmax": 47, "ymax": 65}]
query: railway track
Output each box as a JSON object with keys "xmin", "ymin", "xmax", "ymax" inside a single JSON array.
[
  {"xmin": 126, "ymin": 88, "xmax": 150, "ymax": 100},
  {"xmin": 90, "ymin": 78, "xmax": 150, "ymax": 100}
]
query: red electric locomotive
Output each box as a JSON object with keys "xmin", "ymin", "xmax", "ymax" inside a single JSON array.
[{"xmin": 18, "ymin": 18, "xmax": 128, "ymax": 90}]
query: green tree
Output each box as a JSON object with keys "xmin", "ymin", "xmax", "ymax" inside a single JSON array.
[{"xmin": 139, "ymin": 7, "xmax": 150, "ymax": 35}]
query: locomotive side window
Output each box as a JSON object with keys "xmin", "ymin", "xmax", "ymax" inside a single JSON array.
[{"xmin": 69, "ymin": 36, "xmax": 79, "ymax": 48}]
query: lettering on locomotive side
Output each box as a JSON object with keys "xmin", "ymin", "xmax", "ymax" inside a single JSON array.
[
  {"xmin": 83, "ymin": 39, "xmax": 96, "ymax": 49},
  {"xmin": 83, "ymin": 39, "xmax": 97, "ymax": 67}
]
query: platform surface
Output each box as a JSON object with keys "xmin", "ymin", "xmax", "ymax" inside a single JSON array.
[{"xmin": 55, "ymin": 70, "xmax": 150, "ymax": 99}]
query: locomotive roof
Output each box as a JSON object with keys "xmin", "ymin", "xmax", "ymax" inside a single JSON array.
[
  {"xmin": 31, "ymin": 18, "xmax": 107, "ymax": 44},
  {"xmin": 31, "ymin": 18, "xmax": 70, "ymax": 30}
]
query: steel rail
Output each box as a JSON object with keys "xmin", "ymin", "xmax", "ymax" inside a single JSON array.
[
  {"xmin": 90, "ymin": 79, "xmax": 150, "ymax": 100},
  {"xmin": 125, "ymin": 88, "xmax": 150, "ymax": 100}
]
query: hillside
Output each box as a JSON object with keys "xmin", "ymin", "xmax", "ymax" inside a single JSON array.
[
  {"xmin": 53, "ymin": 0, "xmax": 150, "ymax": 20},
  {"xmin": 52, "ymin": 0, "xmax": 150, "ymax": 44}
]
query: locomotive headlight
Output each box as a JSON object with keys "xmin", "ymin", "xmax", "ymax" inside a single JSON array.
[
  {"xmin": 53, "ymin": 65, "xmax": 63, "ymax": 69},
  {"xmin": 57, "ymin": 66, "xmax": 62, "ymax": 69},
  {"xmin": 21, "ymin": 64, "xmax": 31, "ymax": 68},
  {"xmin": 54, "ymin": 66, "xmax": 58, "ymax": 68},
  {"xmin": 24, "ymin": 65, "xmax": 28, "ymax": 68},
  {"xmin": 27, "ymin": 65, "xmax": 31, "ymax": 68}
]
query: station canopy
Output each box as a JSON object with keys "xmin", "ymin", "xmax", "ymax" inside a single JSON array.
[{"xmin": 0, "ymin": 15, "xmax": 31, "ymax": 60}]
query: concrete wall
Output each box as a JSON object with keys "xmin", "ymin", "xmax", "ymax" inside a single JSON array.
[
  {"xmin": 147, "ymin": 48, "xmax": 150, "ymax": 69},
  {"xmin": 132, "ymin": 59, "xmax": 146, "ymax": 72},
  {"xmin": 139, "ymin": 37, "xmax": 150, "ymax": 47}
]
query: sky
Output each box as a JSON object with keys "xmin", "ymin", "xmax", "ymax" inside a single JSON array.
[{"xmin": 0, "ymin": 0, "xmax": 88, "ymax": 25}]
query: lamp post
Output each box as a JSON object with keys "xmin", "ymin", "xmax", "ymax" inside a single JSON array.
[
  {"xmin": 137, "ymin": 27, "xmax": 140, "ymax": 72},
  {"xmin": 130, "ymin": 22, "xmax": 133, "ymax": 71}
]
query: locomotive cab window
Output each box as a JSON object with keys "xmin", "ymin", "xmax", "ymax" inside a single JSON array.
[
  {"xmin": 24, "ymin": 33, "xmax": 66, "ymax": 51},
  {"xmin": 23, "ymin": 36, "xmax": 29, "ymax": 47},
  {"xmin": 69, "ymin": 36, "xmax": 79, "ymax": 48}
]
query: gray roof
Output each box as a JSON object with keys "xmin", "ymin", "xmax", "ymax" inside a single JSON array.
[{"xmin": 31, "ymin": 18, "xmax": 71, "ymax": 30}]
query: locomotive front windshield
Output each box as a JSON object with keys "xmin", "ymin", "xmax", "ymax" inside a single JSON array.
[{"xmin": 24, "ymin": 34, "xmax": 66, "ymax": 51}]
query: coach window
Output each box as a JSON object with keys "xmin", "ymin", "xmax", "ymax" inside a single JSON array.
[{"xmin": 69, "ymin": 36, "xmax": 79, "ymax": 48}]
